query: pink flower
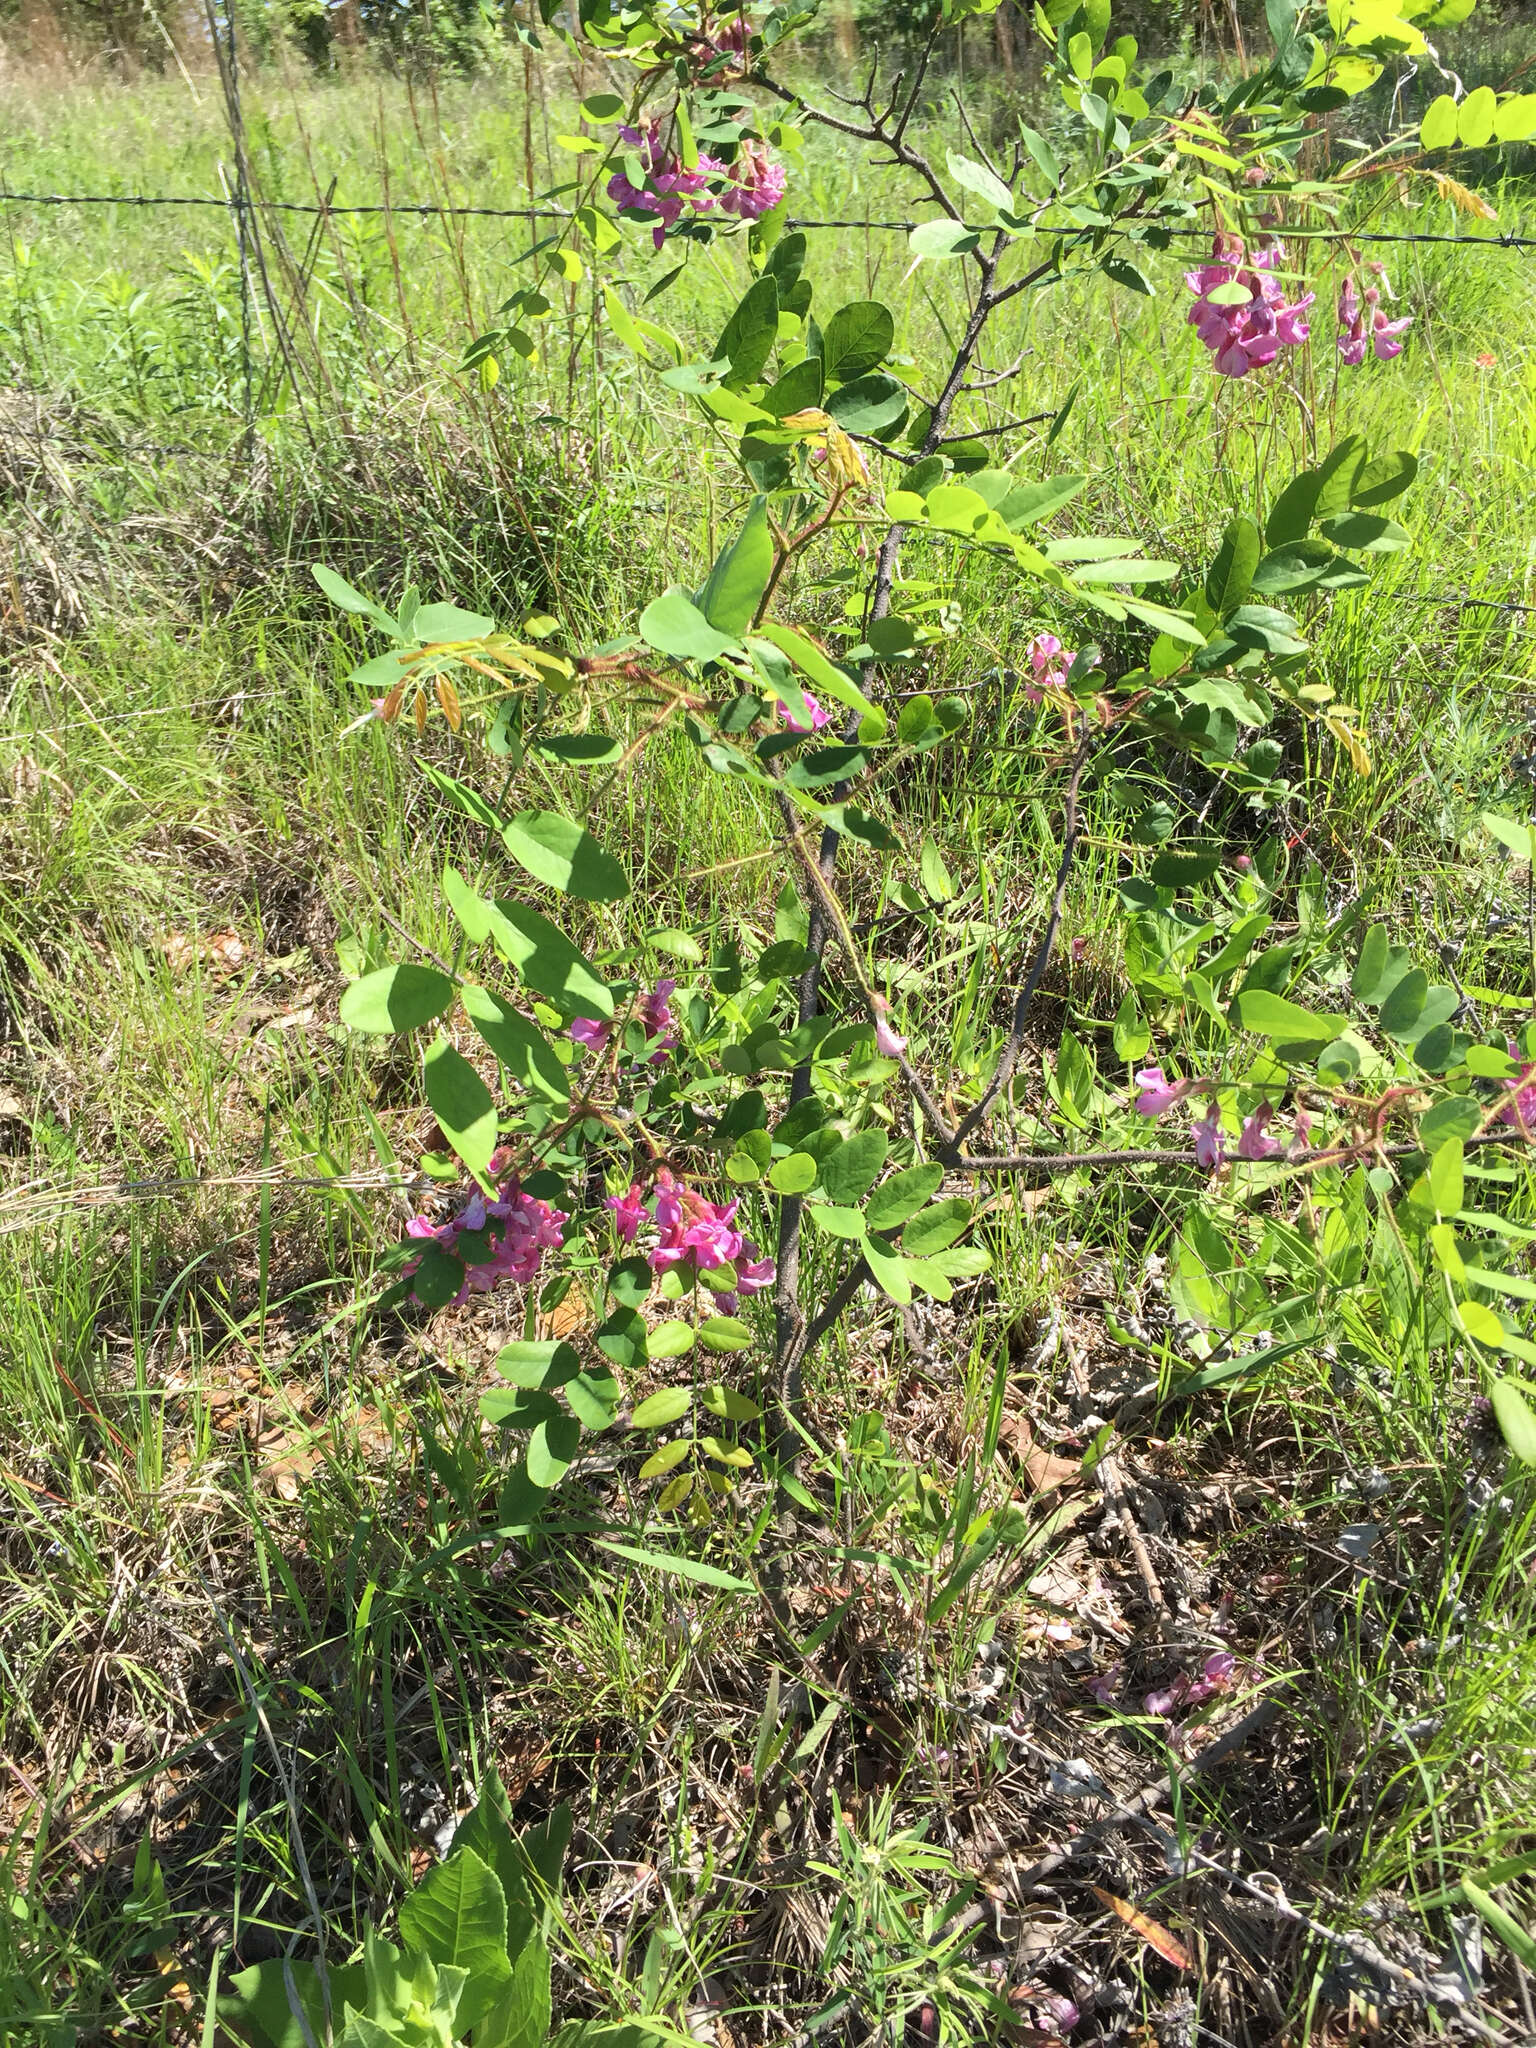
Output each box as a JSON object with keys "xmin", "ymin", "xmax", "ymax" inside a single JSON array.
[
  {"xmin": 1337, "ymin": 276, "xmax": 1411, "ymax": 366},
  {"xmin": 1288, "ymin": 1108, "xmax": 1313, "ymax": 1159},
  {"xmin": 781, "ymin": 692, "xmax": 830, "ymax": 735},
  {"xmin": 607, "ymin": 122, "xmax": 728, "ymax": 249},
  {"xmin": 1497, "ymin": 1041, "xmax": 1536, "ymax": 1134},
  {"xmin": 1145, "ymin": 1651, "xmax": 1236, "ymax": 1720},
  {"xmin": 1085, "ymin": 1662, "xmax": 1124, "ymax": 1705},
  {"xmin": 1024, "ymin": 630, "xmax": 1073, "ymax": 703},
  {"xmin": 735, "ymin": 1242, "xmax": 775, "ymax": 1294},
  {"xmin": 1185, "ymin": 234, "xmax": 1311, "ymax": 381},
  {"xmin": 606, "ymin": 121, "xmax": 785, "ymax": 248},
  {"xmin": 570, "ymin": 1015, "xmax": 611, "ymax": 1053},
  {"xmin": 1237, "ymin": 1103, "xmax": 1282, "ymax": 1160},
  {"xmin": 873, "ymin": 999, "xmax": 907, "ymax": 1059},
  {"xmin": 1134, "ymin": 1066, "xmax": 1185, "ymax": 1117},
  {"xmin": 638, "ymin": 978, "xmax": 679, "ymax": 1063},
  {"xmin": 1070, "ymin": 936, "xmax": 1088, "ymax": 964},
  {"xmin": 1192, "ymin": 1106, "xmax": 1226, "ymax": 1171},
  {"xmin": 716, "ymin": 138, "xmax": 787, "ymax": 221},
  {"xmin": 607, "ymin": 1183, "xmax": 647, "ymax": 1243},
  {"xmin": 403, "ymin": 1178, "xmax": 566, "ymax": 1306}
]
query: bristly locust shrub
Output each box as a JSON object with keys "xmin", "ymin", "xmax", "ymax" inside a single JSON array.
[{"xmin": 319, "ymin": 0, "xmax": 1536, "ymax": 1531}]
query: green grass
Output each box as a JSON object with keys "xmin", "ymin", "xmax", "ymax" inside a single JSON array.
[{"xmin": 4, "ymin": 28, "xmax": 1536, "ymax": 2048}]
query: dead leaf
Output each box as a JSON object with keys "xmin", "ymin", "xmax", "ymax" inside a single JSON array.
[
  {"xmin": 161, "ymin": 928, "xmax": 247, "ymax": 976},
  {"xmin": 1090, "ymin": 1886, "xmax": 1191, "ymax": 1970},
  {"xmin": 540, "ymin": 1287, "xmax": 592, "ymax": 1342},
  {"xmin": 1001, "ymin": 1414, "xmax": 1083, "ymax": 1494}
]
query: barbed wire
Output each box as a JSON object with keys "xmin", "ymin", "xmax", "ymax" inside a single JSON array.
[{"xmin": 1, "ymin": 186, "xmax": 1533, "ymax": 250}]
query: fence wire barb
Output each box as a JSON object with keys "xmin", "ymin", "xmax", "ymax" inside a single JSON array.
[{"xmin": 1, "ymin": 187, "xmax": 1532, "ymax": 250}]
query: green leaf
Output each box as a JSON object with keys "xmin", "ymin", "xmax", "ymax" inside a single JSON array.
[
  {"xmin": 1351, "ymin": 925, "xmax": 1414, "ymax": 1005},
  {"xmin": 640, "ymin": 1439, "xmax": 691, "ymax": 1478},
  {"xmin": 698, "ymin": 496, "xmax": 773, "ymax": 635},
  {"xmin": 1205, "ymin": 514, "xmax": 1261, "ymax": 617},
  {"xmin": 1483, "ymin": 813, "xmax": 1534, "ymax": 863},
  {"xmin": 1455, "ymin": 1297, "xmax": 1506, "ymax": 1347},
  {"xmin": 484, "ymin": 1387, "xmax": 567, "ymax": 1433},
  {"xmin": 768, "ymin": 1151, "xmax": 819, "ymax": 1193},
  {"xmin": 1489, "ymin": 1382, "xmax": 1536, "ymax": 1465},
  {"xmin": 312, "ymin": 563, "xmax": 395, "ymax": 629},
  {"xmin": 1376, "ymin": 966, "xmax": 1430, "ymax": 1037},
  {"xmin": 998, "ymin": 475, "xmax": 1087, "ymax": 529},
  {"xmin": 423, "ymin": 1038, "xmax": 498, "ymax": 1180},
  {"xmin": 340, "ymin": 963, "xmax": 455, "ymax": 1035},
  {"xmin": 712, "ymin": 275, "xmax": 780, "ymax": 389},
  {"xmin": 449, "ymin": 1773, "xmax": 535, "ymax": 1942},
  {"xmin": 495, "ymin": 1341, "xmax": 579, "ymax": 1389},
  {"xmin": 818, "ymin": 1129, "xmax": 890, "ymax": 1204},
  {"xmin": 564, "ymin": 1370, "xmax": 620, "ymax": 1430},
  {"xmin": 594, "ymin": 1541, "xmax": 753, "ymax": 1592},
  {"xmin": 1351, "ymin": 448, "xmax": 1418, "ymax": 508},
  {"xmin": 1419, "ymin": 91, "xmax": 1459, "ymax": 149},
  {"xmin": 821, "ymin": 300, "xmax": 894, "ymax": 382},
  {"xmin": 1494, "ymin": 92, "xmax": 1536, "ymax": 142},
  {"xmin": 756, "ymin": 621, "xmax": 880, "ymax": 726},
  {"xmin": 1231, "ymin": 989, "xmax": 1349, "ymax": 1043},
  {"xmin": 646, "ymin": 1320, "xmax": 696, "ymax": 1358},
  {"xmin": 397, "ymin": 1845, "xmax": 512, "ymax": 2032},
  {"xmin": 1226, "ymin": 604, "xmax": 1306, "ymax": 655},
  {"xmin": 1458, "ymin": 84, "xmax": 1497, "ymax": 147},
  {"xmin": 1319, "ymin": 510, "xmax": 1409, "ymax": 555},
  {"xmin": 1429, "ymin": 1137, "xmax": 1465, "ymax": 1216},
  {"xmin": 632, "ymin": 1386, "xmax": 694, "ymax": 1427},
  {"xmin": 527, "ymin": 1411, "xmax": 581, "ymax": 1487},
  {"xmin": 945, "ymin": 149, "xmax": 1014, "ymax": 212},
  {"xmin": 863, "ymin": 1232, "xmax": 912, "ymax": 1304},
  {"xmin": 1150, "ymin": 846, "xmax": 1221, "ymax": 887},
  {"xmin": 639, "ymin": 587, "xmax": 741, "ymax": 664},
  {"xmin": 824, "ymin": 373, "xmax": 908, "ymax": 436},
  {"xmin": 910, "ymin": 218, "xmax": 981, "ymax": 260},
  {"xmin": 865, "ymin": 1164, "xmax": 945, "ymax": 1231},
  {"xmin": 700, "ymin": 1381, "xmax": 760, "ymax": 1421},
  {"xmin": 221, "ymin": 1959, "xmax": 369, "ymax": 2048},
  {"xmin": 462, "ymin": 985, "xmax": 569, "ymax": 1103},
  {"xmin": 1265, "ymin": 437, "xmax": 1364, "ymax": 546},
  {"xmin": 1017, "ymin": 122, "xmax": 1061, "ymax": 187},
  {"xmin": 1102, "ymin": 255, "xmax": 1154, "ymax": 296},
  {"xmin": 502, "ymin": 811, "xmax": 629, "ymax": 902},
  {"xmin": 535, "ymin": 732, "xmax": 622, "ymax": 766},
  {"xmin": 901, "ymin": 1198, "xmax": 972, "ymax": 1255},
  {"xmin": 806, "ymin": 1204, "xmax": 868, "ymax": 1240},
  {"xmin": 488, "ymin": 900, "xmax": 612, "ymax": 1020},
  {"xmin": 698, "ymin": 1314, "xmax": 753, "ymax": 1353},
  {"xmin": 412, "ymin": 600, "xmax": 494, "ymax": 641},
  {"xmin": 476, "ymin": 1933, "xmax": 552, "ymax": 2048}
]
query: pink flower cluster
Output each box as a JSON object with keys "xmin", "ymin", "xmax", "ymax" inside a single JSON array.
[
  {"xmin": 1023, "ymin": 631, "xmax": 1073, "ymax": 704},
  {"xmin": 1145, "ymin": 1651, "xmax": 1237, "ymax": 1721},
  {"xmin": 570, "ymin": 980, "xmax": 679, "ymax": 1066},
  {"xmin": 1134, "ymin": 1069, "xmax": 1310, "ymax": 1172},
  {"xmin": 1337, "ymin": 275, "xmax": 1412, "ymax": 366},
  {"xmin": 607, "ymin": 122, "xmax": 785, "ymax": 250},
  {"xmin": 607, "ymin": 1167, "xmax": 774, "ymax": 1310},
  {"xmin": 1497, "ymin": 1040, "xmax": 1536, "ymax": 1134},
  {"xmin": 1185, "ymin": 233, "xmax": 1313, "ymax": 380},
  {"xmin": 404, "ymin": 1179, "xmax": 566, "ymax": 1306}
]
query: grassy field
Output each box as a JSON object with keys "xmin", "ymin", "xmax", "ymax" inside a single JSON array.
[{"xmin": 4, "ymin": 30, "xmax": 1536, "ymax": 2048}]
